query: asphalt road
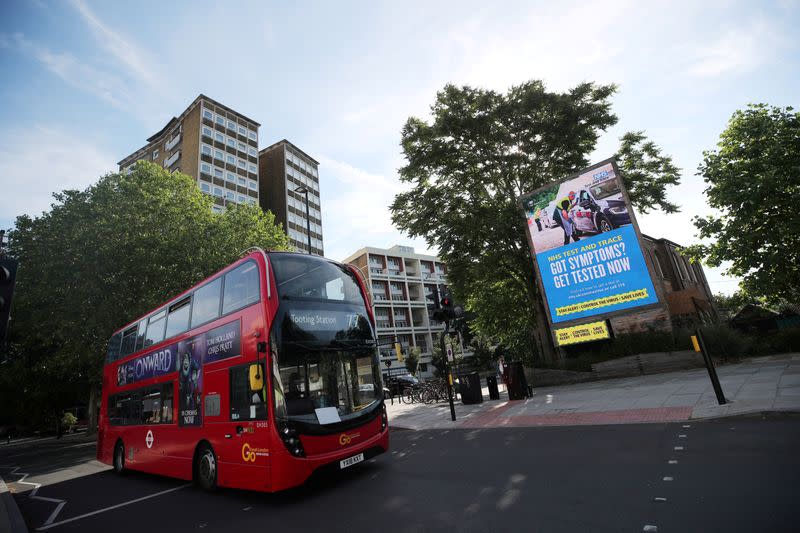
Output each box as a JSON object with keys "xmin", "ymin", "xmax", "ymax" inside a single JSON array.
[{"xmin": 2, "ymin": 414, "xmax": 799, "ymax": 533}]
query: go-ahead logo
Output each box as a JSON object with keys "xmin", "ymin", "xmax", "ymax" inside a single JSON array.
[
  {"xmin": 242, "ymin": 442, "xmax": 256, "ymax": 462},
  {"xmin": 241, "ymin": 442, "xmax": 269, "ymax": 462},
  {"xmin": 339, "ymin": 432, "xmax": 360, "ymax": 446}
]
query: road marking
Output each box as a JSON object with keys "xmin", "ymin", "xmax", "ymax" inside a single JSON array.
[
  {"xmin": 1, "ymin": 465, "xmax": 66, "ymax": 526},
  {"xmin": 682, "ymin": 424, "xmax": 690, "ymax": 428},
  {"xmin": 65, "ymin": 442, "xmax": 96, "ymax": 449},
  {"xmin": 653, "ymin": 497, "xmax": 667, "ymax": 502},
  {"xmin": 668, "ymin": 460, "xmax": 678, "ymax": 464},
  {"xmin": 37, "ymin": 483, "xmax": 190, "ymax": 530},
  {"xmin": 674, "ymin": 446, "xmax": 684, "ymax": 451},
  {"xmin": 663, "ymin": 477, "xmax": 673, "ymax": 481},
  {"xmin": 243, "ymin": 506, "xmax": 252, "ymax": 511},
  {"xmin": 678, "ymin": 434, "xmax": 687, "ymax": 438},
  {"xmin": 643, "ymin": 526, "xmax": 658, "ymax": 532}
]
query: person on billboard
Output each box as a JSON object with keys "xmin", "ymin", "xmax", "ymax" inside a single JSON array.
[
  {"xmin": 560, "ymin": 198, "xmax": 580, "ymax": 245},
  {"xmin": 534, "ymin": 208, "xmax": 542, "ymax": 231}
]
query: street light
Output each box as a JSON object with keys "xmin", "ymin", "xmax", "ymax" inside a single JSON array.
[{"xmin": 293, "ymin": 186, "xmax": 313, "ymax": 255}]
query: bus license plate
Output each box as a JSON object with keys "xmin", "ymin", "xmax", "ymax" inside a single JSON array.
[{"xmin": 339, "ymin": 453, "xmax": 364, "ymax": 469}]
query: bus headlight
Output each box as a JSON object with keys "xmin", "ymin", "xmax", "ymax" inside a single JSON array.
[{"xmin": 280, "ymin": 425, "xmax": 305, "ymax": 457}]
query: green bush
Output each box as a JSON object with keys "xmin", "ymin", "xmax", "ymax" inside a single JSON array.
[
  {"xmin": 61, "ymin": 412, "xmax": 78, "ymax": 428},
  {"xmin": 697, "ymin": 324, "xmax": 755, "ymax": 359},
  {"xmin": 759, "ymin": 327, "xmax": 800, "ymax": 355}
]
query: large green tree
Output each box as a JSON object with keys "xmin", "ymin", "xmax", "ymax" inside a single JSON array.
[
  {"xmin": 685, "ymin": 104, "xmax": 800, "ymax": 304},
  {"xmin": 391, "ymin": 81, "xmax": 679, "ymax": 363},
  {"xmin": 2, "ymin": 161, "xmax": 290, "ymax": 432}
]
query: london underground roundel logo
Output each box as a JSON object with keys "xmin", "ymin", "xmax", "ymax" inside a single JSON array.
[{"xmin": 145, "ymin": 430, "xmax": 154, "ymax": 449}]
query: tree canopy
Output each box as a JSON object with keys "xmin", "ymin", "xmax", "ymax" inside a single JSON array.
[
  {"xmin": 685, "ymin": 104, "xmax": 800, "ymax": 304},
  {"xmin": 1, "ymin": 161, "xmax": 290, "ymax": 430},
  {"xmin": 391, "ymin": 81, "xmax": 680, "ymax": 363}
]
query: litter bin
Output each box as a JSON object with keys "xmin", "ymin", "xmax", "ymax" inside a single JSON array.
[
  {"xmin": 506, "ymin": 361, "xmax": 530, "ymax": 400},
  {"xmin": 486, "ymin": 375, "xmax": 500, "ymax": 400},
  {"xmin": 460, "ymin": 372, "xmax": 483, "ymax": 405}
]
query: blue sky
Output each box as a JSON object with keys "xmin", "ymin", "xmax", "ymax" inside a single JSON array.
[{"xmin": 1, "ymin": 0, "xmax": 798, "ymax": 295}]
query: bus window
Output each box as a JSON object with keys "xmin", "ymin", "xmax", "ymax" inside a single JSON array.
[
  {"xmin": 108, "ymin": 390, "xmax": 142, "ymax": 426},
  {"xmin": 141, "ymin": 387, "xmax": 163, "ymax": 424},
  {"xmin": 222, "ymin": 261, "xmax": 260, "ymax": 314},
  {"xmin": 144, "ymin": 309, "xmax": 167, "ymax": 347},
  {"xmin": 134, "ymin": 319, "xmax": 147, "ymax": 352},
  {"xmin": 271, "ymin": 254, "xmax": 362, "ymax": 303},
  {"xmin": 119, "ymin": 325, "xmax": 138, "ymax": 358},
  {"xmin": 165, "ymin": 297, "xmax": 191, "ymax": 339},
  {"xmin": 107, "ymin": 332, "xmax": 122, "ymax": 363},
  {"xmin": 191, "ymin": 278, "xmax": 222, "ymax": 327},
  {"xmin": 229, "ymin": 363, "xmax": 266, "ymax": 421}
]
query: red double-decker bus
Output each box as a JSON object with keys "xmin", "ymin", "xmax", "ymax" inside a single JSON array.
[{"xmin": 97, "ymin": 250, "xmax": 388, "ymax": 492}]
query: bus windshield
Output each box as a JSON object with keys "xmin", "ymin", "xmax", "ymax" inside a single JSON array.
[
  {"xmin": 274, "ymin": 345, "xmax": 381, "ymax": 424},
  {"xmin": 269, "ymin": 253, "xmax": 382, "ymax": 428}
]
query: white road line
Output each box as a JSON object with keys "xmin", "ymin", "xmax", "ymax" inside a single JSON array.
[
  {"xmin": 643, "ymin": 526, "xmax": 658, "ymax": 532},
  {"xmin": 65, "ymin": 442, "xmax": 96, "ymax": 449},
  {"xmin": 37, "ymin": 483, "xmax": 190, "ymax": 531},
  {"xmin": 663, "ymin": 477, "xmax": 673, "ymax": 481},
  {"xmin": 674, "ymin": 446, "xmax": 684, "ymax": 451},
  {"xmin": 682, "ymin": 424, "xmax": 690, "ymax": 428},
  {"xmin": 678, "ymin": 434, "xmax": 687, "ymax": 438},
  {"xmin": 653, "ymin": 497, "xmax": 667, "ymax": 502},
  {"xmin": 668, "ymin": 460, "xmax": 678, "ymax": 464},
  {"xmin": 0, "ymin": 465, "xmax": 67, "ymax": 526}
]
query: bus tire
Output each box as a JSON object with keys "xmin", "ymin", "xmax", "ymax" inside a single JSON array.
[
  {"xmin": 113, "ymin": 440, "xmax": 126, "ymax": 475},
  {"xmin": 194, "ymin": 442, "xmax": 217, "ymax": 491}
]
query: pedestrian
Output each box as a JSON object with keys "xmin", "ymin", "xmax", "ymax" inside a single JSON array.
[{"xmin": 534, "ymin": 208, "xmax": 542, "ymax": 232}]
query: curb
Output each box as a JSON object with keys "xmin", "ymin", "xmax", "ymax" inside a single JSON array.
[{"xmin": 0, "ymin": 475, "xmax": 29, "ymax": 533}]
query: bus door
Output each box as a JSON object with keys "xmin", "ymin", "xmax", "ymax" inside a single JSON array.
[{"xmin": 211, "ymin": 362, "xmax": 270, "ymax": 490}]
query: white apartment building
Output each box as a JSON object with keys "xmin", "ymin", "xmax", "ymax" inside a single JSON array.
[{"xmin": 344, "ymin": 245, "xmax": 449, "ymax": 378}]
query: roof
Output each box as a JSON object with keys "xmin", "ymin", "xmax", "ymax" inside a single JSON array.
[
  {"xmin": 146, "ymin": 117, "xmax": 179, "ymax": 142},
  {"xmin": 259, "ymin": 139, "xmax": 319, "ymax": 165},
  {"xmin": 641, "ymin": 233, "xmax": 685, "ymax": 248},
  {"xmin": 196, "ymin": 93, "xmax": 260, "ymax": 127},
  {"xmin": 118, "ymin": 94, "xmax": 260, "ymax": 166}
]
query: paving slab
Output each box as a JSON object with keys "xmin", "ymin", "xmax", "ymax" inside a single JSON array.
[{"xmin": 387, "ymin": 353, "xmax": 800, "ymax": 430}]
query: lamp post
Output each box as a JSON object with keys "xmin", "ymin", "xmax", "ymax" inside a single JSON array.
[{"xmin": 294, "ymin": 186, "xmax": 313, "ymax": 255}]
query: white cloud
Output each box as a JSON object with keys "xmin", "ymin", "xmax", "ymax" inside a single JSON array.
[
  {"xmin": 69, "ymin": 0, "xmax": 159, "ymax": 87},
  {"xmin": 1, "ymin": 32, "xmax": 132, "ymax": 109},
  {"xmin": 0, "ymin": 126, "xmax": 115, "ymax": 226},
  {"xmin": 315, "ymin": 155, "xmax": 433, "ymax": 261},
  {"xmin": 687, "ymin": 21, "xmax": 778, "ymax": 77}
]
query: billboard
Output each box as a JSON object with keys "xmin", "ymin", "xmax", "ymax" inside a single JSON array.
[{"xmin": 520, "ymin": 159, "xmax": 659, "ymax": 326}]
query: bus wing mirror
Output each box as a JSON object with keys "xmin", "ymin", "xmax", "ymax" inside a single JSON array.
[{"xmin": 249, "ymin": 364, "xmax": 264, "ymax": 392}]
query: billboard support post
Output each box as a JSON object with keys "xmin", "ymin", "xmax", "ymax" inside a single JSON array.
[{"xmin": 695, "ymin": 329, "xmax": 727, "ymax": 405}]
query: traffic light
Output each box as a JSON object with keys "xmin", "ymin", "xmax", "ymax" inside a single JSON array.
[
  {"xmin": 430, "ymin": 287, "xmax": 464, "ymax": 323},
  {"xmin": 0, "ymin": 258, "xmax": 18, "ymax": 344}
]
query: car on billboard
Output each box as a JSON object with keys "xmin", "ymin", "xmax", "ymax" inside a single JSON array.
[{"xmin": 570, "ymin": 180, "xmax": 631, "ymax": 235}]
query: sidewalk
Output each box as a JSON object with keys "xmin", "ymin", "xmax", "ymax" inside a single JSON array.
[{"xmin": 386, "ymin": 353, "xmax": 800, "ymax": 430}]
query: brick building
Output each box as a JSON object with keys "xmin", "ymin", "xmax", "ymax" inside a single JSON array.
[
  {"xmin": 118, "ymin": 94, "xmax": 261, "ymax": 214},
  {"xmin": 258, "ymin": 140, "xmax": 324, "ymax": 256}
]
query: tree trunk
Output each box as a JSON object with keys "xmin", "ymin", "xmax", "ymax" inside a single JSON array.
[{"xmin": 87, "ymin": 384, "xmax": 99, "ymax": 435}]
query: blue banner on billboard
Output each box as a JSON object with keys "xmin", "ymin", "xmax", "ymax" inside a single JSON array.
[
  {"xmin": 520, "ymin": 160, "xmax": 661, "ymax": 328},
  {"xmin": 536, "ymin": 224, "xmax": 658, "ymax": 323}
]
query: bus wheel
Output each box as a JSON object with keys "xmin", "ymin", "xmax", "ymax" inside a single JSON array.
[
  {"xmin": 113, "ymin": 441, "xmax": 126, "ymax": 475},
  {"xmin": 195, "ymin": 443, "xmax": 217, "ymax": 491}
]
